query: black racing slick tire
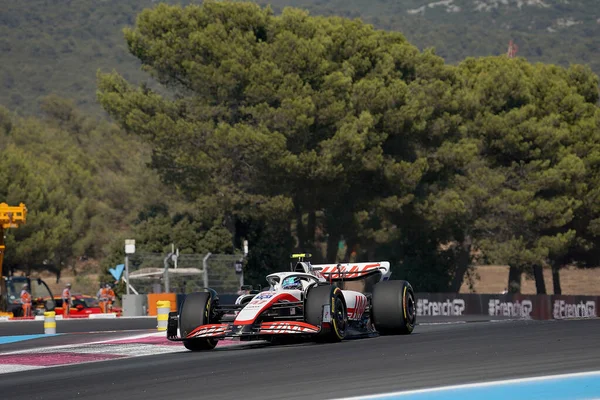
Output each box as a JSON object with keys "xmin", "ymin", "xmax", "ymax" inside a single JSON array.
[
  {"xmin": 305, "ymin": 285, "xmax": 347, "ymax": 342},
  {"xmin": 371, "ymin": 280, "xmax": 416, "ymax": 335},
  {"xmin": 179, "ymin": 292, "xmax": 218, "ymax": 351}
]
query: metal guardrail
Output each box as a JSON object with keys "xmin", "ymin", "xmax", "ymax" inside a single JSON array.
[{"xmin": 124, "ymin": 252, "xmax": 243, "ymax": 296}]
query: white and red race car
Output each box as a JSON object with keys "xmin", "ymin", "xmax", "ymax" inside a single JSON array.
[{"xmin": 166, "ymin": 254, "xmax": 416, "ymax": 351}]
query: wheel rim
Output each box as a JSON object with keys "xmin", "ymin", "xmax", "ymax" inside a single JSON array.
[
  {"xmin": 333, "ymin": 296, "xmax": 347, "ymax": 336},
  {"xmin": 406, "ymin": 292, "xmax": 416, "ymax": 325}
]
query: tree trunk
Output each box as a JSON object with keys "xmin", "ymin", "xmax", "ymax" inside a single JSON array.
[
  {"xmin": 294, "ymin": 202, "xmax": 305, "ymax": 252},
  {"xmin": 343, "ymin": 237, "xmax": 358, "ymax": 262},
  {"xmin": 532, "ymin": 264, "xmax": 546, "ymax": 294},
  {"xmin": 307, "ymin": 211, "xmax": 316, "ymax": 242},
  {"xmin": 450, "ymin": 236, "xmax": 472, "ymax": 292},
  {"xmin": 306, "ymin": 210, "xmax": 316, "ymax": 253},
  {"xmin": 223, "ymin": 213, "xmax": 236, "ymax": 252},
  {"xmin": 552, "ymin": 263, "xmax": 562, "ymax": 295},
  {"xmin": 326, "ymin": 232, "xmax": 341, "ymax": 263},
  {"xmin": 507, "ymin": 264, "xmax": 522, "ymax": 293}
]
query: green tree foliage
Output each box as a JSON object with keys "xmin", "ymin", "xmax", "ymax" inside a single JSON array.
[
  {"xmin": 98, "ymin": 206, "xmax": 238, "ymax": 297},
  {"xmin": 452, "ymin": 57, "xmax": 600, "ymax": 293},
  {"xmin": 96, "ymin": 1, "xmax": 457, "ymax": 283},
  {"xmin": 0, "ymin": 97, "xmax": 190, "ymax": 280},
  {"xmin": 0, "ymin": 89, "xmax": 291, "ymax": 290},
  {"xmin": 94, "ymin": 1, "xmax": 600, "ymax": 291}
]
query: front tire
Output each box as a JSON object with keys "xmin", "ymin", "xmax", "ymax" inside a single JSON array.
[
  {"xmin": 371, "ymin": 280, "xmax": 416, "ymax": 335},
  {"xmin": 305, "ymin": 285, "xmax": 347, "ymax": 342},
  {"xmin": 179, "ymin": 292, "xmax": 218, "ymax": 351}
]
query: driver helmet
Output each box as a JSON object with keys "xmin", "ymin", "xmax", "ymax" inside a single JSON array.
[{"xmin": 282, "ymin": 276, "xmax": 303, "ymax": 290}]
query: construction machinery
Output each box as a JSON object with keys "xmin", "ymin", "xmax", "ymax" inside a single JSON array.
[{"xmin": 0, "ymin": 203, "xmax": 55, "ymax": 317}]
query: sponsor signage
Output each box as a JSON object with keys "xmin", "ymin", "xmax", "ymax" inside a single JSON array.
[
  {"xmin": 416, "ymin": 292, "xmax": 599, "ymax": 321},
  {"xmin": 260, "ymin": 322, "xmax": 319, "ymax": 334},
  {"xmin": 552, "ymin": 296, "xmax": 597, "ymax": 319},
  {"xmin": 417, "ymin": 298, "xmax": 466, "ymax": 316},
  {"xmin": 487, "ymin": 299, "xmax": 533, "ymax": 319}
]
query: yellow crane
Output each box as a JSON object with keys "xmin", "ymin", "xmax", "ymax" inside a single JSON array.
[{"xmin": 0, "ymin": 203, "xmax": 27, "ymax": 315}]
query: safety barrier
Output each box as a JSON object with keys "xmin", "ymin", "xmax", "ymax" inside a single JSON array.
[
  {"xmin": 44, "ymin": 311, "xmax": 56, "ymax": 334},
  {"xmin": 2, "ymin": 292, "xmax": 597, "ymax": 325},
  {"xmin": 156, "ymin": 300, "xmax": 170, "ymax": 331},
  {"xmin": 147, "ymin": 293, "xmax": 177, "ymax": 316},
  {"xmin": 0, "ymin": 314, "xmax": 157, "ymax": 323}
]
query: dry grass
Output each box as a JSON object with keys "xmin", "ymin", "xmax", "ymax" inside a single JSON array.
[
  {"xmin": 460, "ymin": 265, "xmax": 600, "ymax": 296},
  {"xmin": 37, "ymin": 260, "xmax": 102, "ymax": 296}
]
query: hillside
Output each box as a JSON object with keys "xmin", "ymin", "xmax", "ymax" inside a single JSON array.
[
  {"xmin": 256, "ymin": 0, "xmax": 599, "ymax": 72},
  {"xmin": 1, "ymin": 0, "xmax": 598, "ymax": 117}
]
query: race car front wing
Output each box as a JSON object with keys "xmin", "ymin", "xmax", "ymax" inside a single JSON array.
[{"xmin": 166, "ymin": 309, "xmax": 327, "ymax": 341}]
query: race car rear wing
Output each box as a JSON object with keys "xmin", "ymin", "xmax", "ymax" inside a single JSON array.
[
  {"xmin": 289, "ymin": 254, "xmax": 391, "ymax": 282},
  {"xmin": 312, "ymin": 262, "xmax": 391, "ymax": 282}
]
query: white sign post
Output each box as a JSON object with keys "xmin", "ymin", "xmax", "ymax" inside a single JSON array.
[
  {"xmin": 241, "ymin": 240, "xmax": 249, "ymax": 286},
  {"xmin": 125, "ymin": 239, "xmax": 136, "ymax": 295}
]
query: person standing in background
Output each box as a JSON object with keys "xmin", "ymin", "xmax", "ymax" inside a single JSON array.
[
  {"xmin": 98, "ymin": 284, "xmax": 110, "ymax": 313},
  {"xmin": 106, "ymin": 284, "xmax": 116, "ymax": 312},
  {"xmin": 20, "ymin": 283, "xmax": 32, "ymax": 317},
  {"xmin": 97, "ymin": 283, "xmax": 106, "ymax": 313},
  {"xmin": 62, "ymin": 283, "xmax": 72, "ymax": 318}
]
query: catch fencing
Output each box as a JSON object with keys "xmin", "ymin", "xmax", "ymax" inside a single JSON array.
[
  {"xmin": 415, "ymin": 292, "xmax": 598, "ymax": 320},
  {"xmin": 125, "ymin": 252, "xmax": 244, "ymax": 296}
]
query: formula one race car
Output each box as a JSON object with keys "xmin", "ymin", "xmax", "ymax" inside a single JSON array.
[{"xmin": 166, "ymin": 254, "xmax": 416, "ymax": 351}]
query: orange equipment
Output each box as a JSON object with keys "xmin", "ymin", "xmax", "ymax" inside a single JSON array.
[{"xmin": 0, "ymin": 203, "xmax": 27, "ymax": 316}]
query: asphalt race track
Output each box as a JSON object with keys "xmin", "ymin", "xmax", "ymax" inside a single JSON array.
[
  {"xmin": 0, "ymin": 314, "xmax": 505, "ymax": 336},
  {"xmin": 1, "ymin": 318, "xmax": 599, "ymax": 400}
]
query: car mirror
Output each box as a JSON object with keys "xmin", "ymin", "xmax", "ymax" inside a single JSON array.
[{"xmin": 76, "ymin": 304, "xmax": 84, "ymax": 310}]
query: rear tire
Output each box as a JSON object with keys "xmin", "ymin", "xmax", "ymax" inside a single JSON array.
[
  {"xmin": 179, "ymin": 292, "xmax": 218, "ymax": 351},
  {"xmin": 371, "ymin": 280, "xmax": 416, "ymax": 335},
  {"xmin": 305, "ymin": 285, "xmax": 347, "ymax": 342}
]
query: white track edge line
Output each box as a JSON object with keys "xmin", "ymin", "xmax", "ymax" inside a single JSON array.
[
  {"xmin": 332, "ymin": 370, "xmax": 600, "ymax": 400},
  {"xmin": 0, "ymin": 332, "xmax": 167, "ymax": 355}
]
